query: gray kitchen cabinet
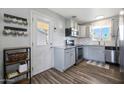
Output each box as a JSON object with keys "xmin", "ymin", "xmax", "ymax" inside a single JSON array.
[
  {"xmin": 83, "ymin": 46, "xmax": 105, "ymax": 62},
  {"xmin": 112, "ymin": 18, "xmax": 119, "ymax": 37},
  {"xmin": 54, "ymin": 47, "xmax": 75, "ymax": 72},
  {"xmin": 64, "ymin": 50, "xmax": 71, "ymax": 70},
  {"xmin": 78, "ymin": 25, "xmax": 90, "ymax": 38},
  {"xmin": 83, "ymin": 46, "xmax": 89, "ymax": 59},
  {"xmin": 86, "ymin": 25, "xmax": 90, "ymax": 37},
  {"xmin": 70, "ymin": 48, "xmax": 76, "ymax": 66},
  {"xmin": 78, "ymin": 25, "xmax": 86, "ymax": 37}
]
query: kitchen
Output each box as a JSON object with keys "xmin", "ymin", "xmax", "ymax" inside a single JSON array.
[{"xmin": 0, "ymin": 8, "xmax": 124, "ymax": 84}]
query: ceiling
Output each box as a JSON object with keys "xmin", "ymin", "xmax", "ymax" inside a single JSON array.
[{"xmin": 49, "ymin": 8, "xmax": 121, "ymax": 23}]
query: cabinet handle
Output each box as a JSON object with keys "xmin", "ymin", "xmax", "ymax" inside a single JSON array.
[
  {"xmin": 66, "ymin": 52, "xmax": 70, "ymax": 53},
  {"xmin": 71, "ymin": 53, "xmax": 73, "ymax": 56}
]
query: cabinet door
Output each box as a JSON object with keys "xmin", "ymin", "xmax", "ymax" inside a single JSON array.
[
  {"xmin": 83, "ymin": 46, "xmax": 105, "ymax": 62},
  {"xmin": 79, "ymin": 25, "xmax": 87, "ymax": 37},
  {"xmin": 86, "ymin": 25, "xmax": 90, "ymax": 37},
  {"xmin": 70, "ymin": 48, "xmax": 75, "ymax": 66},
  {"xmin": 79, "ymin": 25, "xmax": 90, "ymax": 37},
  {"xmin": 83, "ymin": 46, "xmax": 89, "ymax": 59},
  {"xmin": 64, "ymin": 50, "xmax": 71, "ymax": 70},
  {"xmin": 112, "ymin": 19, "xmax": 119, "ymax": 37},
  {"xmin": 82, "ymin": 26, "xmax": 87, "ymax": 37}
]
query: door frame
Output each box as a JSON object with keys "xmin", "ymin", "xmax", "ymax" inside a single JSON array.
[{"xmin": 30, "ymin": 10, "xmax": 54, "ymax": 76}]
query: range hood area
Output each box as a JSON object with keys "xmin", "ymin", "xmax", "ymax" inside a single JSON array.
[{"xmin": 65, "ymin": 17, "xmax": 79, "ymax": 37}]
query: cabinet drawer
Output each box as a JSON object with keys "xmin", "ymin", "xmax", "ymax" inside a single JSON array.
[
  {"xmin": 65, "ymin": 49, "xmax": 70, "ymax": 53},
  {"xmin": 65, "ymin": 48, "xmax": 75, "ymax": 53},
  {"xmin": 70, "ymin": 48, "xmax": 75, "ymax": 52}
]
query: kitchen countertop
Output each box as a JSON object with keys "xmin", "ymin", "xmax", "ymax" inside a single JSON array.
[
  {"xmin": 54, "ymin": 46, "xmax": 76, "ymax": 49},
  {"xmin": 82, "ymin": 45, "xmax": 108, "ymax": 47},
  {"xmin": 54, "ymin": 44, "xmax": 118, "ymax": 49},
  {"xmin": 76, "ymin": 44, "xmax": 117, "ymax": 47}
]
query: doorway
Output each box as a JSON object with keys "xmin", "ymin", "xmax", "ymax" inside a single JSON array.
[{"xmin": 31, "ymin": 11, "xmax": 54, "ymax": 76}]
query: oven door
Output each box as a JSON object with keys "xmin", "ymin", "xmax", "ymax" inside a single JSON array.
[{"xmin": 76, "ymin": 46, "xmax": 83, "ymax": 64}]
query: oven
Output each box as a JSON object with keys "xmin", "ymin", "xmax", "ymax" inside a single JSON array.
[{"xmin": 76, "ymin": 45, "xmax": 83, "ymax": 64}]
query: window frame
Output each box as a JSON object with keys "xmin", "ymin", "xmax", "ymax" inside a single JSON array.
[
  {"xmin": 36, "ymin": 19, "xmax": 50, "ymax": 46},
  {"xmin": 90, "ymin": 19, "xmax": 112, "ymax": 41}
]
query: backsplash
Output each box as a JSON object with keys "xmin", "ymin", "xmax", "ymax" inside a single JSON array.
[
  {"xmin": 65, "ymin": 36, "xmax": 117, "ymax": 46},
  {"xmin": 76, "ymin": 37, "xmax": 117, "ymax": 46}
]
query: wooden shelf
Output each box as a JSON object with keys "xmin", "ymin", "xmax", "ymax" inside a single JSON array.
[
  {"xmin": 4, "ymin": 14, "xmax": 28, "ymax": 25},
  {"xmin": 15, "ymin": 78, "xmax": 30, "ymax": 84},
  {"xmin": 4, "ymin": 14, "xmax": 27, "ymax": 21},
  {"xmin": 6, "ymin": 70, "xmax": 29, "ymax": 79},
  {"xmin": 4, "ymin": 26, "xmax": 27, "ymax": 32},
  {"xmin": 3, "ymin": 47, "xmax": 31, "ymax": 84},
  {"xmin": 6, "ymin": 59, "xmax": 29, "ymax": 66},
  {"xmin": 4, "ymin": 47, "xmax": 30, "ymax": 51}
]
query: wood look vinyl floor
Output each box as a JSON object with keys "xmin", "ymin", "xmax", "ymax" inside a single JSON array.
[{"xmin": 31, "ymin": 61, "xmax": 124, "ymax": 84}]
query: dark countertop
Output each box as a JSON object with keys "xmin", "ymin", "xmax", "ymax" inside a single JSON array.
[
  {"xmin": 54, "ymin": 44, "xmax": 119, "ymax": 49},
  {"xmin": 76, "ymin": 44, "xmax": 118, "ymax": 47},
  {"xmin": 54, "ymin": 46, "xmax": 76, "ymax": 49}
]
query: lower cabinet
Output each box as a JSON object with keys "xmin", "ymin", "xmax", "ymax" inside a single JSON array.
[
  {"xmin": 70, "ymin": 49, "xmax": 75, "ymax": 66},
  {"xmin": 64, "ymin": 50, "xmax": 71, "ymax": 70},
  {"xmin": 54, "ymin": 48, "xmax": 75, "ymax": 72},
  {"xmin": 83, "ymin": 46, "xmax": 105, "ymax": 62}
]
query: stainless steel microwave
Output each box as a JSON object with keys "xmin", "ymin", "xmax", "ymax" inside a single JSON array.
[{"xmin": 65, "ymin": 28, "xmax": 78, "ymax": 37}]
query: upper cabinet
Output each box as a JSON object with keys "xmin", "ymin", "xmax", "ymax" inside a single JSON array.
[
  {"xmin": 112, "ymin": 18, "xmax": 119, "ymax": 37},
  {"xmin": 78, "ymin": 24, "xmax": 90, "ymax": 38}
]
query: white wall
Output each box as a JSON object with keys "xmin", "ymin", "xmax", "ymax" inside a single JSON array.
[
  {"xmin": 0, "ymin": 8, "xmax": 65, "ymax": 82},
  {"xmin": 0, "ymin": 8, "xmax": 31, "ymax": 83},
  {"xmin": 33, "ymin": 8, "xmax": 65, "ymax": 46}
]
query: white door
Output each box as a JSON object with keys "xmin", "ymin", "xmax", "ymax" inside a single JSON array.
[
  {"xmin": 31, "ymin": 12, "xmax": 54, "ymax": 76},
  {"xmin": 64, "ymin": 50, "xmax": 71, "ymax": 70}
]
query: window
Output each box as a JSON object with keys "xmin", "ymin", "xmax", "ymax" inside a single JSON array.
[
  {"xmin": 37, "ymin": 21, "xmax": 49, "ymax": 33},
  {"xmin": 36, "ymin": 20, "xmax": 49, "ymax": 45},
  {"xmin": 92, "ymin": 26, "xmax": 101, "ymax": 40},
  {"xmin": 91, "ymin": 19, "xmax": 112, "ymax": 41}
]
